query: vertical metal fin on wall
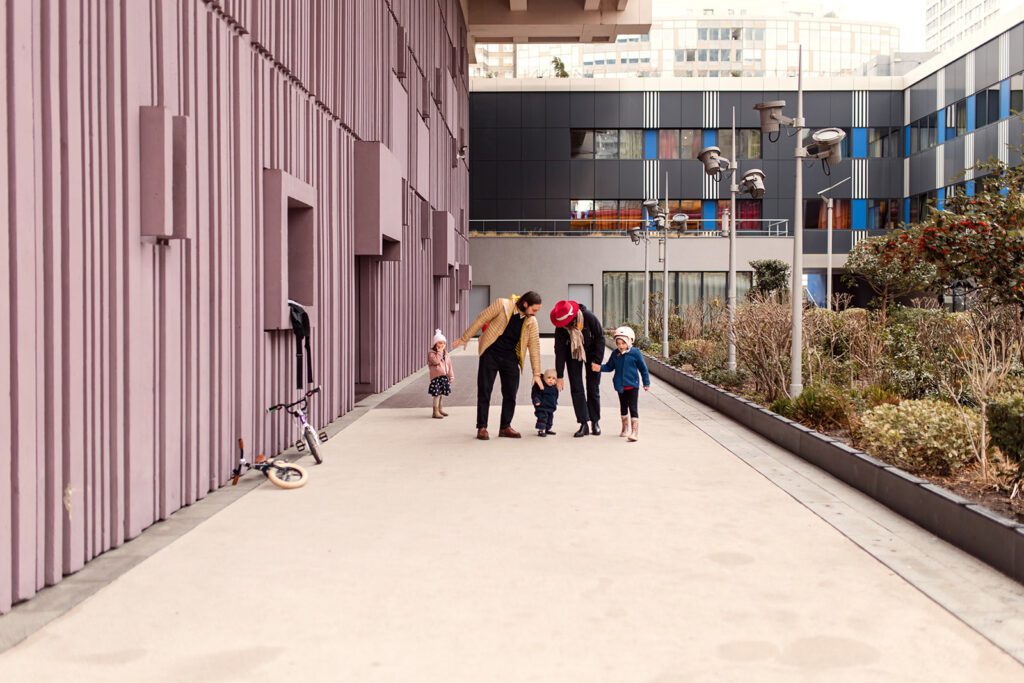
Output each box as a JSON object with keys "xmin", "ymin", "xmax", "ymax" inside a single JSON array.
[
  {"xmin": 643, "ymin": 160, "xmax": 661, "ymax": 200},
  {"xmin": 999, "ymin": 33, "xmax": 1009, "ymax": 81},
  {"xmin": 936, "ymin": 70, "xmax": 946, "ymax": 110},
  {"xmin": 998, "ymin": 120, "xmax": 1009, "ymax": 164},
  {"xmin": 703, "ymin": 170, "xmax": 719, "ymax": 200},
  {"xmin": 964, "ymin": 132, "xmax": 976, "ymax": 180},
  {"xmin": 702, "ymin": 91, "xmax": 719, "ymax": 129},
  {"xmin": 936, "ymin": 144, "xmax": 945, "ymax": 191},
  {"xmin": 965, "ymin": 52, "xmax": 976, "ymax": 95},
  {"xmin": 851, "ymin": 91, "xmax": 868, "ymax": 128},
  {"xmin": 643, "ymin": 91, "xmax": 660, "ymax": 129},
  {"xmin": 852, "ymin": 159, "xmax": 868, "ymax": 199}
]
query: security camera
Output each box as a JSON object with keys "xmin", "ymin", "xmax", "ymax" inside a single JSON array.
[
  {"xmin": 457, "ymin": 145, "xmax": 468, "ymax": 160},
  {"xmin": 753, "ymin": 100, "xmax": 792, "ymax": 134},
  {"xmin": 670, "ymin": 213, "xmax": 690, "ymax": 229},
  {"xmin": 697, "ymin": 146, "xmax": 729, "ymax": 176},
  {"xmin": 804, "ymin": 128, "xmax": 846, "ymax": 165},
  {"xmin": 739, "ymin": 169, "xmax": 766, "ymax": 199}
]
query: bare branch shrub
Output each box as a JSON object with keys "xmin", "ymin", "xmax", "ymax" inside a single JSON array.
[{"xmin": 735, "ymin": 294, "xmax": 791, "ymax": 401}]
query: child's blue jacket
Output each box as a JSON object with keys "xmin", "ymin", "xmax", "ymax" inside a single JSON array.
[{"xmin": 600, "ymin": 347, "xmax": 651, "ymax": 393}]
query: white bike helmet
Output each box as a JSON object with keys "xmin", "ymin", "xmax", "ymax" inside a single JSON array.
[{"xmin": 613, "ymin": 326, "xmax": 636, "ymax": 347}]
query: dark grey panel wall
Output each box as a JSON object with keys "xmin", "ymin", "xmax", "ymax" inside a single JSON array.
[
  {"xmin": 867, "ymin": 91, "xmax": 903, "ymax": 126},
  {"xmin": 522, "ymin": 161, "xmax": 547, "ymax": 199},
  {"xmin": 546, "ymin": 129, "xmax": 567, "ymax": 160},
  {"xmin": 595, "ymin": 161, "xmax": 620, "ymax": 198},
  {"xmin": 496, "ymin": 161, "xmax": 523, "ymax": 199},
  {"xmin": 594, "ymin": 93, "xmax": 621, "ymax": 128},
  {"xmin": 975, "ymin": 38, "xmax": 1000, "ymax": 89},
  {"xmin": 496, "ymin": 92, "xmax": 522, "ymax": 127},
  {"xmin": 1011, "ymin": 118, "xmax": 1024, "ymax": 167},
  {"xmin": 804, "ymin": 91, "xmax": 853, "ymax": 128},
  {"xmin": 522, "ymin": 93, "xmax": 547, "ymax": 127},
  {"xmin": 909, "ymin": 74, "xmax": 937, "ymax": 121},
  {"xmin": 944, "ymin": 137, "xmax": 965, "ymax": 185},
  {"xmin": 681, "ymin": 93, "xmax": 703, "ymax": 127},
  {"xmin": 571, "ymin": 159, "xmax": 595, "ymax": 196},
  {"xmin": 570, "ymin": 93, "xmax": 596, "ymax": 127},
  {"xmin": 496, "ymin": 132, "xmax": 521, "ymax": 160},
  {"xmin": 1011, "ymin": 25, "xmax": 1024, "ymax": 76},
  {"xmin": 909, "ymin": 150, "xmax": 936, "ymax": 195},
  {"xmin": 522, "ymin": 128, "xmax": 546, "ymax": 160},
  {"xmin": 620, "ymin": 93, "xmax": 644, "ymax": 128},
  {"xmin": 471, "ymin": 93, "xmax": 498, "ymax": 128},
  {"xmin": 619, "ymin": 160, "xmax": 644, "ymax": 198},
  {"xmin": 945, "ymin": 57, "xmax": 967, "ymax": 104},
  {"xmin": 472, "ymin": 160, "xmax": 497, "ymax": 199},
  {"xmin": 869, "ymin": 158, "xmax": 903, "ymax": 198},
  {"xmin": 545, "ymin": 93, "xmax": 571, "ymax": 127},
  {"xmin": 659, "ymin": 92, "xmax": 683, "ymax": 127},
  {"xmin": 547, "ymin": 161, "xmax": 571, "ymax": 197},
  {"xmin": 974, "ymin": 125, "xmax": 999, "ymax": 164}
]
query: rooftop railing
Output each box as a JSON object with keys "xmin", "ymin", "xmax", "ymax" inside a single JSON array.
[{"xmin": 468, "ymin": 217, "xmax": 791, "ymax": 237}]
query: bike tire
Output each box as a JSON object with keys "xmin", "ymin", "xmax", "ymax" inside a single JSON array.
[
  {"xmin": 266, "ymin": 461, "xmax": 308, "ymax": 489},
  {"xmin": 303, "ymin": 426, "xmax": 323, "ymax": 465}
]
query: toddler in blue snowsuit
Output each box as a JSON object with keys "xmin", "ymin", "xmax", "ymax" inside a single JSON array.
[{"xmin": 531, "ymin": 369, "xmax": 560, "ymax": 437}]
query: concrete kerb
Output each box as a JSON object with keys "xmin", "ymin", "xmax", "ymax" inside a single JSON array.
[{"xmin": 643, "ymin": 352, "xmax": 1024, "ymax": 586}]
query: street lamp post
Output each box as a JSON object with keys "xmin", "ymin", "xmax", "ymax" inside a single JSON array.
[
  {"xmin": 817, "ymin": 176, "xmax": 851, "ymax": 311},
  {"xmin": 754, "ymin": 45, "xmax": 846, "ymax": 398},
  {"xmin": 633, "ymin": 199, "xmax": 687, "ymax": 360}
]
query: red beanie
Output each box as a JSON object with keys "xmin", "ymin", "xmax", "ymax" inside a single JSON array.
[{"xmin": 549, "ymin": 300, "xmax": 580, "ymax": 328}]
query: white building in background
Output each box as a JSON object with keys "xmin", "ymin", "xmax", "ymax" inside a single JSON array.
[
  {"xmin": 471, "ymin": 0, "xmax": 900, "ymax": 79},
  {"xmin": 926, "ymin": 0, "xmax": 1024, "ymax": 51}
]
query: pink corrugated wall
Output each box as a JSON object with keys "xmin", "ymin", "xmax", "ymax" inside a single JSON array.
[{"xmin": 0, "ymin": 0, "xmax": 470, "ymax": 613}]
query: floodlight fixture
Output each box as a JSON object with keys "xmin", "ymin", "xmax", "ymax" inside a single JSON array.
[
  {"xmin": 753, "ymin": 100, "xmax": 794, "ymax": 135},
  {"xmin": 804, "ymin": 127, "xmax": 846, "ymax": 166},
  {"xmin": 642, "ymin": 198, "xmax": 662, "ymax": 213},
  {"xmin": 670, "ymin": 213, "xmax": 690, "ymax": 229},
  {"xmin": 697, "ymin": 146, "xmax": 730, "ymax": 176},
  {"xmin": 627, "ymin": 226, "xmax": 642, "ymax": 245},
  {"xmin": 738, "ymin": 169, "xmax": 767, "ymax": 199}
]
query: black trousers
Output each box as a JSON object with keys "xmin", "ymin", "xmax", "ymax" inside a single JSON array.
[
  {"xmin": 534, "ymin": 407, "xmax": 554, "ymax": 430},
  {"xmin": 618, "ymin": 388, "xmax": 640, "ymax": 419},
  {"xmin": 476, "ymin": 347, "xmax": 520, "ymax": 429},
  {"xmin": 565, "ymin": 357, "xmax": 601, "ymax": 424}
]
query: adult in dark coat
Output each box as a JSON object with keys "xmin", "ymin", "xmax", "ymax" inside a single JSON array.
[{"xmin": 551, "ymin": 300, "xmax": 606, "ymax": 437}]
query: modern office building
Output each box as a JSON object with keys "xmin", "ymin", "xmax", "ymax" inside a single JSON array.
[
  {"xmin": 926, "ymin": 0, "xmax": 1024, "ymax": 51},
  {"xmin": 0, "ymin": 0, "xmax": 652, "ymax": 614},
  {"xmin": 471, "ymin": 1, "xmax": 901, "ymax": 79},
  {"xmin": 467, "ymin": 8, "xmax": 1024, "ymax": 332}
]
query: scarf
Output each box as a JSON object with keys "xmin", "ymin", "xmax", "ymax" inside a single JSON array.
[{"xmin": 568, "ymin": 311, "xmax": 586, "ymax": 362}]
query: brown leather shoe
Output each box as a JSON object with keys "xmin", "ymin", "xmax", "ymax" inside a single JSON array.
[
  {"xmin": 498, "ymin": 427, "xmax": 521, "ymax": 439},
  {"xmin": 476, "ymin": 428, "xmax": 489, "ymax": 440}
]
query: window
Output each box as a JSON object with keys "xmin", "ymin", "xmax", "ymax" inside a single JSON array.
[
  {"xmin": 602, "ymin": 271, "xmax": 753, "ymax": 328},
  {"xmin": 674, "ymin": 49, "xmax": 687, "ymax": 62},
  {"xmin": 1012, "ymin": 73, "xmax": 1023, "ymax": 114},
  {"xmin": 945, "ymin": 100, "xmax": 967, "ymax": 140},
  {"xmin": 698, "ymin": 28, "xmax": 709, "ymax": 40},
  {"xmin": 803, "ymin": 198, "xmax": 851, "ymax": 229},
  {"xmin": 594, "ymin": 200, "xmax": 619, "ymax": 230},
  {"xmin": 667, "ymin": 199, "xmax": 702, "ymax": 230},
  {"xmin": 716, "ymin": 129, "xmax": 762, "ymax": 160},
  {"xmin": 571, "ymin": 129, "xmax": 594, "ymax": 159},
  {"xmin": 867, "ymin": 127, "xmax": 901, "ymax": 157},
  {"xmin": 658, "ymin": 129, "xmax": 680, "ymax": 159},
  {"xmin": 594, "ymin": 129, "xmax": 619, "ymax": 159},
  {"xmin": 975, "ymin": 83, "xmax": 1001, "ymax": 128},
  {"xmin": 908, "ymin": 190, "xmax": 938, "ymax": 224},
  {"xmin": 620, "ymin": 200, "xmax": 643, "ymax": 225},
  {"xmin": 685, "ymin": 49, "xmax": 696, "ymax": 61},
  {"xmin": 698, "ymin": 49, "xmax": 708, "ymax": 62},
  {"xmin": 909, "ymin": 113, "xmax": 938, "ymax": 154},
  {"xmin": 716, "ymin": 199, "xmax": 763, "ymax": 230},
  {"xmin": 619, "ymin": 130, "xmax": 643, "ymax": 159},
  {"xmin": 867, "ymin": 198, "xmax": 900, "ymax": 228},
  {"xmin": 709, "ymin": 49, "xmax": 719, "ymax": 61}
]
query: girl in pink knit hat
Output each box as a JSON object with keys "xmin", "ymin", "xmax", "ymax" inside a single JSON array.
[{"xmin": 427, "ymin": 329, "xmax": 455, "ymax": 419}]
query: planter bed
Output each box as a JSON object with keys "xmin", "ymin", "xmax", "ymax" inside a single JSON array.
[{"xmin": 643, "ymin": 351, "xmax": 1024, "ymax": 585}]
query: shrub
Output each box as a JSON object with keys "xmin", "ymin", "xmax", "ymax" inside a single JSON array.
[
  {"xmin": 790, "ymin": 384, "xmax": 853, "ymax": 432},
  {"xmin": 634, "ymin": 334, "xmax": 653, "ymax": 351},
  {"xmin": 749, "ymin": 259, "xmax": 790, "ymax": 301},
  {"xmin": 734, "ymin": 296, "xmax": 791, "ymax": 401},
  {"xmin": 670, "ymin": 339, "xmax": 724, "ymax": 372},
  {"xmin": 989, "ymin": 393, "xmax": 1024, "ymax": 469},
  {"xmin": 769, "ymin": 396, "xmax": 794, "ymax": 418},
  {"xmin": 853, "ymin": 385, "xmax": 902, "ymax": 410},
  {"xmin": 856, "ymin": 399, "xmax": 979, "ymax": 476},
  {"xmin": 702, "ymin": 367, "xmax": 749, "ymax": 392}
]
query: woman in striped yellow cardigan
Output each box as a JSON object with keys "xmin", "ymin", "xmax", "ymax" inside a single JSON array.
[{"xmin": 453, "ymin": 292, "xmax": 544, "ymax": 441}]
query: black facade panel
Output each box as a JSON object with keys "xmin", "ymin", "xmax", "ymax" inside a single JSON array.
[
  {"xmin": 909, "ymin": 74, "xmax": 936, "ymax": 122},
  {"xmin": 678, "ymin": 161, "xmax": 704, "ymax": 200},
  {"xmin": 522, "ymin": 92, "xmax": 547, "ymax": 127},
  {"xmin": 496, "ymin": 161, "xmax": 523, "ymax": 199},
  {"xmin": 619, "ymin": 160, "xmax": 644, "ymax": 198},
  {"xmin": 496, "ymin": 199, "xmax": 522, "ymax": 220},
  {"xmin": 909, "ymin": 151, "xmax": 936, "ymax": 195},
  {"xmin": 944, "ymin": 137, "xmax": 965, "ymax": 186},
  {"xmin": 471, "ymin": 198, "xmax": 496, "ymax": 220},
  {"xmin": 804, "ymin": 91, "xmax": 853, "ymax": 128},
  {"xmin": 522, "ymin": 199, "xmax": 546, "ymax": 222},
  {"xmin": 570, "ymin": 92, "xmax": 596, "ymax": 128},
  {"xmin": 760, "ymin": 196, "xmax": 783, "ymax": 221},
  {"xmin": 522, "ymin": 161, "xmax": 547, "ymax": 199},
  {"xmin": 867, "ymin": 91, "xmax": 901, "ymax": 127},
  {"xmin": 545, "ymin": 93, "xmax": 571, "ymax": 127},
  {"xmin": 546, "ymin": 160, "xmax": 571, "ymax": 198},
  {"xmin": 739, "ymin": 91, "xmax": 770, "ymax": 127},
  {"xmin": 767, "ymin": 159, "xmax": 796, "ymax": 199},
  {"xmin": 495, "ymin": 93, "xmax": 522, "ymax": 128},
  {"xmin": 1011, "ymin": 118, "xmax": 1024, "ymax": 167},
  {"xmin": 473, "ymin": 128, "xmax": 497, "ymax": 160},
  {"xmin": 658, "ymin": 160, "xmax": 683, "ymax": 199},
  {"xmin": 801, "ymin": 161, "xmax": 852, "ymax": 198},
  {"xmin": 620, "ymin": 92, "xmax": 644, "ymax": 128},
  {"xmin": 594, "ymin": 161, "xmax": 620, "ymax": 198},
  {"xmin": 594, "ymin": 92, "xmax": 620, "ymax": 128},
  {"xmin": 472, "ymin": 160, "xmax": 498, "ymax": 199},
  {"xmin": 496, "ymin": 132, "xmax": 522, "ymax": 161},
  {"xmin": 546, "ymin": 128, "xmax": 568, "ymax": 160},
  {"xmin": 975, "ymin": 38, "xmax": 1000, "ymax": 90},
  {"xmin": 571, "ymin": 159, "xmax": 595, "ymax": 197},
  {"xmin": 681, "ymin": 93, "xmax": 703, "ymax": 127},
  {"xmin": 974, "ymin": 124, "xmax": 999, "ymax": 163},
  {"xmin": 659, "ymin": 92, "xmax": 683, "ymax": 127},
  {"xmin": 470, "ymin": 93, "xmax": 498, "ymax": 129},
  {"xmin": 868, "ymin": 158, "xmax": 903, "ymax": 198},
  {"xmin": 546, "ymin": 198, "xmax": 569, "ymax": 222},
  {"xmin": 522, "ymin": 128, "xmax": 546, "ymax": 160},
  {"xmin": 946, "ymin": 57, "xmax": 967, "ymax": 104}
]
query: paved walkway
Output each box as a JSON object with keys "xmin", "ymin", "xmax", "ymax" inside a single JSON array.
[{"xmin": 2, "ymin": 340, "xmax": 1024, "ymax": 681}]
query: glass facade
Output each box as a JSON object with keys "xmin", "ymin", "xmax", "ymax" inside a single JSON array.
[{"xmin": 603, "ymin": 271, "xmax": 753, "ymax": 328}]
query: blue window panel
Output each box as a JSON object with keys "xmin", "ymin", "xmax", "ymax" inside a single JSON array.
[
  {"xmin": 1000, "ymin": 79, "xmax": 1011, "ymax": 120},
  {"xmin": 966, "ymin": 180, "xmax": 976, "ymax": 197},
  {"xmin": 851, "ymin": 199, "xmax": 867, "ymax": 229},
  {"xmin": 937, "ymin": 110, "xmax": 946, "ymax": 144},
  {"xmin": 851, "ymin": 128, "xmax": 868, "ymax": 158},
  {"xmin": 644, "ymin": 130, "xmax": 658, "ymax": 159},
  {"xmin": 805, "ymin": 272, "xmax": 826, "ymax": 308},
  {"xmin": 967, "ymin": 94, "xmax": 976, "ymax": 132},
  {"xmin": 904, "ymin": 125, "xmax": 911, "ymax": 157},
  {"xmin": 903, "ymin": 197, "xmax": 911, "ymax": 224},
  {"xmin": 702, "ymin": 200, "xmax": 717, "ymax": 230},
  {"xmin": 703, "ymin": 129, "xmax": 716, "ymax": 148},
  {"xmin": 936, "ymin": 187, "xmax": 946, "ymax": 211}
]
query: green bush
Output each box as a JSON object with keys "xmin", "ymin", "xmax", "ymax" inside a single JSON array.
[
  {"xmin": 702, "ymin": 367, "xmax": 749, "ymax": 392},
  {"xmin": 857, "ymin": 399, "xmax": 979, "ymax": 476},
  {"xmin": 769, "ymin": 396, "xmax": 794, "ymax": 418},
  {"xmin": 670, "ymin": 339, "xmax": 724, "ymax": 371},
  {"xmin": 634, "ymin": 334, "xmax": 653, "ymax": 351},
  {"xmin": 989, "ymin": 393, "xmax": 1024, "ymax": 467},
  {"xmin": 853, "ymin": 385, "xmax": 902, "ymax": 410},
  {"xmin": 790, "ymin": 384, "xmax": 853, "ymax": 432}
]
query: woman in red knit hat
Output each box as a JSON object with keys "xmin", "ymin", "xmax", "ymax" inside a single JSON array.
[{"xmin": 550, "ymin": 300, "xmax": 606, "ymax": 437}]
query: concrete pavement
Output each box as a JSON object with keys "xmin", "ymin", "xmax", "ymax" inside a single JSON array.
[{"xmin": 1, "ymin": 340, "xmax": 1023, "ymax": 681}]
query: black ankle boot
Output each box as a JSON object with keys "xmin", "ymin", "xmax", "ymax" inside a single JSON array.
[
  {"xmin": 573, "ymin": 423, "xmax": 590, "ymax": 438},
  {"xmin": 591, "ymin": 421, "xmax": 601, "ymax": 436}
]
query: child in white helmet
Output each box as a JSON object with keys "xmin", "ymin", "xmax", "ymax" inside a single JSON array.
[
  {"xmin": 592, "ymin": 326, "xmax": 650, "ymax": 441},
  {"xmin": 428, "ymin": 329, "xmax": 455, "ymax": 419}
]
